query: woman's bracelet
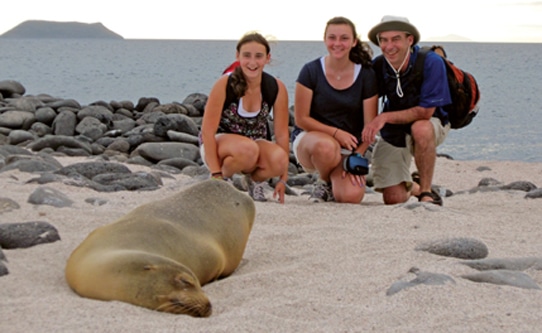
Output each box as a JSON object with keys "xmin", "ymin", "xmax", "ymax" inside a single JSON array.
[
  {"xmin": 211, "ymin": 171, "xmax": 223, "ymax": 179},
  {"xmin": 277, "ymin": 179, "xmax": 288, "ymax": 186},
  {"xmin": 332, "ymin": 128, "xmax": 339, "ymax": 138}
]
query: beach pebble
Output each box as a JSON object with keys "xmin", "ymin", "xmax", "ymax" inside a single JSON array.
[
  {"xmin": 34, "ymin": 106, "xmax": 57, "ymax": 125},
  {"xmin": 461, "ymin": 257, "xmax": 542, "ymax": 271},
  {"xmin": 478, "ymin": 177, "xmax": 502, "ymax": 186},
  {"xmin": 386, "ymin": 267, "xmax": 455, "ymax": 296},
  {"xmin": 10, "ymin": 96, "xmax": 45, "ymax": 112},
  {"xmin": 0, "ymin": 110, "xmax": 36, "ymax": 129},
  {"xmin": 525, "ymin": 188, "xmax": 542, "ymax": 199},
  {"xmin": 0, "ymin": 197, "xmax": 20, "ymax": 213},
  {"xmin": 28, "ymin": 134, "xmax": 93, "ymax": 153},
  {"xmin": 85, "ymin": 197, "xmax": 108, "ymax": 206},
  {"xmin": 0, "ymin": 79, "xmax": 26, "ymax": 97},
  {"xmin": 110, "ymin": 118, "xmax": 136, "ymax": 134},
  {"xmin": 153, "ymin": 113, "xmax": 199, "ymax": 137},
  {"xmin": 134, "ymin": 142, "xmax": 200, "ymax": 163},
  {"xmin": 56, "ymin": 160, "xmax": 131, "ymax": 178},
  {"xmin": 501, "ymin": 181, "xmax": 537, "ymax": 192},
  {"xmin": 0, "ymin": 221, "xmax": 61, "ymax": 249},
  {"xmin": 415, "ymin": 237, "xmax": 489, "ymax": 259},
  {"xmin": 182, "ymin": 92, "xmax": 207, "ymax": 114},
  {"xmin": 166, "ymin": 130, "xmax": 200, "ymax": 145},
  {"xmin": 157, "ymin": 157, "xmax": 199, "ymax": 170},
  {"xmin": 8, "ymin": 130, "xmax": 36, "ymax": 145},
  {"xmin": 27, "ymin": 186, "xmax": 74, "ymax": 207},
  {"xmin": 0, "ymin": 260, "xmax": 8, "ymax": 276},
  {"xmin": 46, "ymin": 98, "xmax": 81, "ymax": 109},
  {"xmin": 0, "ymin": 157, "xmax": 60, "ymax": 173},
  {"xmin": 92, "ymin": 171, "xmax": 162, "ymax": 191},
  {"xmin": 30, "ymin": 122, "xmax": 52, "ymax": 137},
  {"xmin": 461, "ymin": 269, "xmax": 541, "ymax": 290},
  {"xmin": 76, "ymin": 116, "xmax": 108, "ymax": 140},
  {"xmin": 76, "ymin": 105, "xmax": 114, "ymax": 125},
  {"xmin": 0, "ymin": 145, "xmax": 33, "ymax": 157},
  {"xmin": 152, "ymin": 102, "xmax": 189, "ymax": 115},
  {"xmin": 51, "ymin": 110, "xmax": 77, "ymax": 136}
]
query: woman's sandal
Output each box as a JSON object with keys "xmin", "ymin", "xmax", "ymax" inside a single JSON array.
[{"xmin": 411, "ymin": 171, "xmax": 443, "ymax": 206}]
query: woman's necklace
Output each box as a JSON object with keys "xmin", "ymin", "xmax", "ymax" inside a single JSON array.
[
  {"xmin": 326, "ymin": 56, "xmax": 350, "ymax": 81},
  {"xmin": 327, "ymin": 59, "xmax": 350, "ymax": 81},
  {"xmin": 328, "ymin": 68, "xmax": 347, "ymax": 81}
]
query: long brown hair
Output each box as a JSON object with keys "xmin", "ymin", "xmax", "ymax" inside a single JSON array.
[
  {"xmin": 230, "ymin": 32, "xmax": 271, "ymax": 98},
  {"xmin": 324, "ymin": 16, "xmax": 373, "ymax": 67}
]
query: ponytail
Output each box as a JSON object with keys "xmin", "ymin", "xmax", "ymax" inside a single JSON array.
[{"xmin": 229, "ymin": 65, "xmax": 247, "ymax": 98}]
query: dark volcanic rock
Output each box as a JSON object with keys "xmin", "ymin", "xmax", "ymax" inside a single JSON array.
[
  {"xmin": 153, "ymin": 114, "xmax": 199, "ymax": 137},
  {"xmin": 0, "ymin": 221, "xmax": 61, "ymax": 249},
  {"xmin": 461, "ymin": 257, "xmax": 542, "ymax": 271},
  {"xmin": 27, "ymin": 135, "xmax": 92, "ymax": 153},
  {"xmin": 0, "ymin": 197, "xmax": 20, "ymax": 213},
  {"xmin": 27, "ymin": 186, "xmax": 74, "ymax": 207},
  {"xmin": 55, "ymin": 161, "xmax": 132, "ymax": 179},
  {"xmin": 386, "ymin": 267, "xmax": 456, "ymax": 296},
  {"xmin": 0, "ymin": 80, "xmax": 26, "ymax": 97},
  {"xmin": 415, "ymin": 237, "xmax": 489, "ymax": 259},
  {"xmin": 461, "ymin": 270, "xmax": 541, "ymax": 290},
  {"xmin": 133, "ymin": 142, "xmax": 200, "ymax": 163},
  {"xmin": 525, "ymin": 188, "xmax": 542, "ymax": 199}
]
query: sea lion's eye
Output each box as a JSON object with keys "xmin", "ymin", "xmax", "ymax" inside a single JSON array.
[{"xmin": 175, "ymin": 276, "xmax": 194, "ymax": 288}]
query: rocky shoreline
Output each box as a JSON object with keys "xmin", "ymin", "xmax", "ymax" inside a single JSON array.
[
  {"xmin": 0, "ymin": 79, "xmax": 219, "ymax": 170},
  {"xmin": 0, "ymin": 79, "xmax": 314, "ymax": 182}
]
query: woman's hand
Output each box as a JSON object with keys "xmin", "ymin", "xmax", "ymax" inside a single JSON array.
[
  {"xmin": 342, "ymin": 169, "xmax": 366, "ymax": 188},
  {"xmin": 273, "ymin": 180, "xmax": 287, "ymax": 204},
  {"xmin": 333, "ymin": 129, "xmax": 358, "ymax": 151}
]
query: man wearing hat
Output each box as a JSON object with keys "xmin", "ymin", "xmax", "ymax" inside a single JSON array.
[{"xmin": 363, "ymin": 16, "xmax": 451, "ymax": 205}]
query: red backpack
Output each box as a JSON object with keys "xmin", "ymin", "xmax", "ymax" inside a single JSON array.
[{"xmin": 417, "ymin": 45, "xmax": 481, "ymax": 129}]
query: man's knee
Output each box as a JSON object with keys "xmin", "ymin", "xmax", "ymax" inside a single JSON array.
[
  {"xmin": 382, "ymin": 184, "xmax": 410, "ymax": 205},
  {"xmin": 411, "ymin": 120, "xmax": 434, "ymax": 141}
]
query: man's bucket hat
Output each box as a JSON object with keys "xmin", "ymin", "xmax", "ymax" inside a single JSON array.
[{"xmin": 368, "ymin": 15, "xmax": 420, "ymax": 45}]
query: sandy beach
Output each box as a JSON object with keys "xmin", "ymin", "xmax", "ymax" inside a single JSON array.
[{"xmin": 1, "ymin": 156, "xmax": 541, "ymax": 332}]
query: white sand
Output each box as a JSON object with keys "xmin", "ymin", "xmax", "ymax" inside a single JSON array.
[{"xmin": 1, "ymin": 157, "xmax": 541, "ymax": 332}]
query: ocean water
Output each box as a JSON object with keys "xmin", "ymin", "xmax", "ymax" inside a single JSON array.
[{"xmin": 1, "ymin": 39, "xmax": 541, "ymax": 162}]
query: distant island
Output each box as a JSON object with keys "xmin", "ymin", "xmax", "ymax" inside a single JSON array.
[
  {"xmin": 426, "ymin": 34, "xmax": 472, "ymax": 42},
  {"xmin": 0, "ymin": 20, "xmax": 123, "ymax": 39}
]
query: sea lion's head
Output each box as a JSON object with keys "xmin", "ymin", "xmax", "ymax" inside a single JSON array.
[{"xmin": 142, "ymin": 264, "xmax": 212, "ymax": 317}]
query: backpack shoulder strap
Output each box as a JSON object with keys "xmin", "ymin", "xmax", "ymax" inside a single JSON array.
[
  {"xmin": 222, "ymin": 74, "xmax": 236, "ymax": 111},
  {"xmin": 413, "ymin": 47, "xmax": 431, "ymax": 86},
  {"xmin": 373, "ymin": 55, "xmax": 385, "ymax": 96},
  {"xmin": 261, "ymin": 72, "xmax": 279, "ymax": 108},
  {"xmin": 223, "ymin": 72, "xmax": 278, "ymax": 110}
]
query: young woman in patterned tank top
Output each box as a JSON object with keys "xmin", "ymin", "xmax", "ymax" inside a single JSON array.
[{"xmin": 200, "ymin": 32, "xmax": 290, "ymax": 203}]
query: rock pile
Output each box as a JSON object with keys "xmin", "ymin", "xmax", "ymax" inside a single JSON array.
[{"xmin": 0, "ymin": 80, "xmax": 215, "ymax": 170}]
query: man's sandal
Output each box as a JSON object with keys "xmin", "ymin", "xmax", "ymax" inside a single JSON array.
[
  {"xmin": 411, "ymin": 171, "xmax": 443, "ymax": 206},
  {"xmin": 411, "ymin": 171, "xmax": 421, "ymax": 185},
  {"xmin": 417, "ymin": 191, "xmax": 443, "ymax": 206}
]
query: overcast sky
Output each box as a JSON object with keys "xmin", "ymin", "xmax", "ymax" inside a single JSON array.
[{"xmin": 2, "ymin": 0, "xmax": 542, "ymax": 42}]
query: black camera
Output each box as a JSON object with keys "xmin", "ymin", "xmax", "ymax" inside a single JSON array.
[{"xmin": 343, "ymin": 152, "xmax": 369, "ymax": 176}]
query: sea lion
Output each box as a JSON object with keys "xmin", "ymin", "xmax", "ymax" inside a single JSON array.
[{"xmin": 65, "ymin": 179, "xmax": 255, "ymax": 317}]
